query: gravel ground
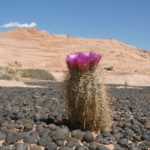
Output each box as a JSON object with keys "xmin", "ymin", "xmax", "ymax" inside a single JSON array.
[{"xmin": 0, "ymin": 81, "xmax": 150, "ymax": 150}]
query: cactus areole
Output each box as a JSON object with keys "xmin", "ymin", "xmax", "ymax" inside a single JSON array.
[{"xmin": 65, "ymin": 52, "xmax": 111, "ymax": 131}]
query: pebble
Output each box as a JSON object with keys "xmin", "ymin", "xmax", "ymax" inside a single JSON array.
[
  {"xmin": 89, "ymin": 143, "xmax": 99, "ymax": 150},
  {"xmin": 37, "ymin": 133, "xmax": 52, "ymax": 147},
  {"xmin": 15, "ymin": 143, "xmax": 29, "ymax": 150},
  {"xmin": 83, "ymin": 131, "xmax": 95, "ymax": 142},
  {"xmin": 141, "ymin": 132, "xmax": 150, "ymax": 141},
  {"xmin": 51, "ymin": 128, "xmax": 69, "ymax": 141},
  {"xmin": 4, "ymin": 131, "xmax": 21, "ymax": 145},
  {"xmin": 75, "ymin": 145, "xmax": 87, "ymax": 150},
  {"xmin": 29, "ymin": 144, "xmax": 44, "ymax": 150},
  {"xmin": 66, "ymin": 137, "xmax": 79, "ymax": 147},
  {"xmin": 59, "ymin": 146, "xmax": 73, "ymax": 150},
  {"xmin": 95, "ymin": 135, "xmax": 104, "ymax": 143},
  {"xmin": 118, "ymin": 138, "xmax": 128, "ymax": 147},
  {"xmin": 0, "ymin": 132, "xmax": 6, "ymax": 140},
  {"xmin": 71, "ymin": 129, "xmax": 83, "ymax": 140},
  {"xmin": 96, "ymin": 145, "xmax": 110, "ymax": 150}
]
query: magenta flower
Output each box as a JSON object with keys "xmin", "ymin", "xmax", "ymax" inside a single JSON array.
[{"xmin": 66, "ymin": 52, "xmax": 102, "ymax": 72}]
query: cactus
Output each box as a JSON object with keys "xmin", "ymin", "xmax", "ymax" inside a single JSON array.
[{"xmin": 64, "ymin": 52, "xmax": 111, "ymax": 131}]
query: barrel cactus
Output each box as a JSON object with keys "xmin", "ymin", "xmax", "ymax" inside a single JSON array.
[{"xmin": 64, "ymin": 52, "xmax": 111, "ymax": 131}]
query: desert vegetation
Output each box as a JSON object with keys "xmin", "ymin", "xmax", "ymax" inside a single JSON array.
[
  {"xmin": 0, "ymin": 66, "xmax": 55, "ymax": 80},
  {"xmin": 64, "ymin": 52, "xmax": 111, "ymax": 131}
]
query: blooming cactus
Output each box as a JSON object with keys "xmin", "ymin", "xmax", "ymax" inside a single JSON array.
[
  {"xmin": 64, "ymin": 51, "xmax": 111, "ymax": 131},
  {"xmin": 66, "ymin": 52, "xmax": 102, "ymax": 72}
]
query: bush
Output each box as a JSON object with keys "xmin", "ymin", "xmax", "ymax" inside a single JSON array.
[
  {"xmin": 18, "ymin": 68, "xmax": 55, "ymax": 80},
  {"xmin": 0, "ymin": 66, "xmax": 55, "ymax": 81},
  {"xmin": 0, "ymin": 73, "xmax": 12, "ymax": 80}
]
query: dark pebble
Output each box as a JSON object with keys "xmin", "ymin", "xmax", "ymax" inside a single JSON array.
[
  {"xmin": 102, "ymin": 130, "xmax": 111, "ymax": 138},
  {"xmin": 15, "ymin": 143, "xmax": 29, "ymax": 150},
  {"xmin": 71, "ymin": 129, "xmax": 83, "ymax": 140},
  {"xmin": 29, "ymin": 144, "xmax": 43, "ymax": 150},
  {"xmin": 34, "ymin": 113, "xmax": 41, "ymax": 122},
  {"xmin": 4, "ymin": 131, "xmax": 22, "ymax": 145},
  {"xmin": 55, "ymin": 140, "xmax": 65, "ymax": 146},
  {"xmin": 95, "ymin": 135, "xmax": 104, "ymax": 143},
  {"xmin": 89, "ymin": 143, "xmax": 99, "ymax": 150},
  {"xmin": 75, "ymin": 145, "xmax": 87, "ymax": 150},
  {"xmin": 37, "ymin": 133, "xmax": 52, "ymax": 147},
  {"xmin": 45, "ymin": 142, "xmax": 57, "ymax": 150},
  {"xmin": 51, "ymin": 127, "xmax": 69, "ymax": 141},
  {"xmin": 118, "ymin": 138, "xmax": 128, "ymax": 147},
  {"xmin": 141, "ymin": 132, "xmax": 150, "ymax": 141},
  {"xmin": 48, "ymin": 124, "xmax": 58, "ymax": 130},
  {"xmin": 59, "ymin": 146, "xmax": 73, "ymax": 150},
  {"xmin": 83, "ymin": 131, "xmax": 94, "ymax": 143},
  {"xmin": 23, "ymin": 123, "xmax": 33, "ymax": 132},
  {"xmin": 0, "ymin": 132, "xmax": 6, "ymax": 140},
  {"xmin": 23, "ymin": 131, "xmax": 39, "ymax": 144},
  {"xmin": 0, "ymin": 145, "xmax": 15, "ymax": 150},
  {"xmin": 36, "ymin": 126, "xmax": 49, "ymax": 137},
  {"xmin": 66, "ymin": 137, "xmax": 79, "ymax": 148},
  {"xmin": 113, "ymin": 132, "xmax": 123, "ymax": 140},
  {"xmin": 96, "ymin": 145, "xmax": 110, "ymax": 150}
]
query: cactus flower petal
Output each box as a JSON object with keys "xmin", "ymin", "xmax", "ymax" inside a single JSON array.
[{"xmin": 66, "ymin": 52, "xmax": 102, "ymax": 72}]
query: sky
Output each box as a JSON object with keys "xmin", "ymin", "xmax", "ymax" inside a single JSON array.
[{"xmin": 0, "ymin": 0, "xmax": 150, "ymax": 50}]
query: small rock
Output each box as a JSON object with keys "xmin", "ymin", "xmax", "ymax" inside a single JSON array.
[
  {"xmin": 141, "ymin": 132, "xmax": 150, "ymax": 141},
  {"xmin": 89, "ymin": 143, "xmax": 99, "ymax": 150},
  {"xmin": 83, "ymin": 131, "xmax": 94, "ymax": 143},
  {"xmin": 59, "ymin": 146, "xmax": 72, "ymax": 150},
  {"xmin": 15, "ymin": 143, "xmax": 29, "ymax": 150},
  {"xmin": 132, "ymin": 125, "xmax": 141, "ymax": 133},
  {"xmin": 34, "ymin": 113, "xmax": 41, "ymax": 122},
  {"xmin": 144, "ymin": 122, "xmax": 150, "ymax": 129},
  {"xmin": 96, "ymin": 145, "xmax": 110, "ymax": 150},
  {"xmin": 133, "ymin": 135, "xmax": 141, "ymax": 142},
  {"xmin": 48, "ymin": 124, "xmax": 57, "ymax": 130},
  {"xmin": 75, "ymin": 145, "xmax": 87, "ymax": 150},
  {"xmin": 113, "ymin": 132, "xmax": 123, "ymax": 140},
  {"xmin": 11, "ymin": 112, "xmax": 23, "ymax": 120},
  {"xmin": 95, "ymin": 135, "xmax": 104, "ymax": 143},
  {"xmin": 60, "ymin": 125, "xmax": 70, "ymax": 137},
  {"xmin": 24, "ymin": 122, "xmax": 33, "ymax": 132},
  {"xmin": 102, "ymin": 130, "xmax": 111, "ymax": 137},
  {"xmin": 47, "ymin": 142, "xmax": 57, "ymax": 150},
  {"xmin": 5, "ymin": 131, "xmax": 21, "ymax": 145},
  {"xmin": 0, "ymin": 132, "xmax": 6, "ymax": 140},
  {"xmin": 36, "ymin": 126, "xmax": 48, "ymax": 137},
  {"xmin": 71, "ymin": 129, "xmax": 83, "ymax": 140},
  {"xmin": 118, "ymin": 138, "xmax": 128, "ymax": 147},
  {"xmin": 55, "ymin": 140, "xmax": 65, "ymax": 146},
  {"xmin": 37, "ymin": 133, "xmax": 52, "ymax": 147},
  {"xmin": 66, "ymin": 137, "xmax": 79, "ymax": 148},
  {"xmin": 0, "ymin": 145, "xmax": 15, "ymax": 150},
  {"xmin": 29, "ymin": 144, "xmax": 44, "ymax": 150},
  {"xmin": 51, "ymin": 127, "xmax": 69, "ymax": 141}
]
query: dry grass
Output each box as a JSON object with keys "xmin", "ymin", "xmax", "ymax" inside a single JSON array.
[
  {"xmin": 0, "ymin": 66, "xmax": 55, "ymax": 81},
  {"xmin": 65, "ymin": 69, "xmax": 112, "ymax": 131}
]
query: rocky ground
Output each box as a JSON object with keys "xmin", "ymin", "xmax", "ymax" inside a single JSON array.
[{"xmin": 0, "ymin": 81, "xmax": 150, "ymax": 150}]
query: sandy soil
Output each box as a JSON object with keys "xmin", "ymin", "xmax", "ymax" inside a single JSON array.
[{"xmin": 0, "ymin": 28, "xmax": 150, "ymax": 87}]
